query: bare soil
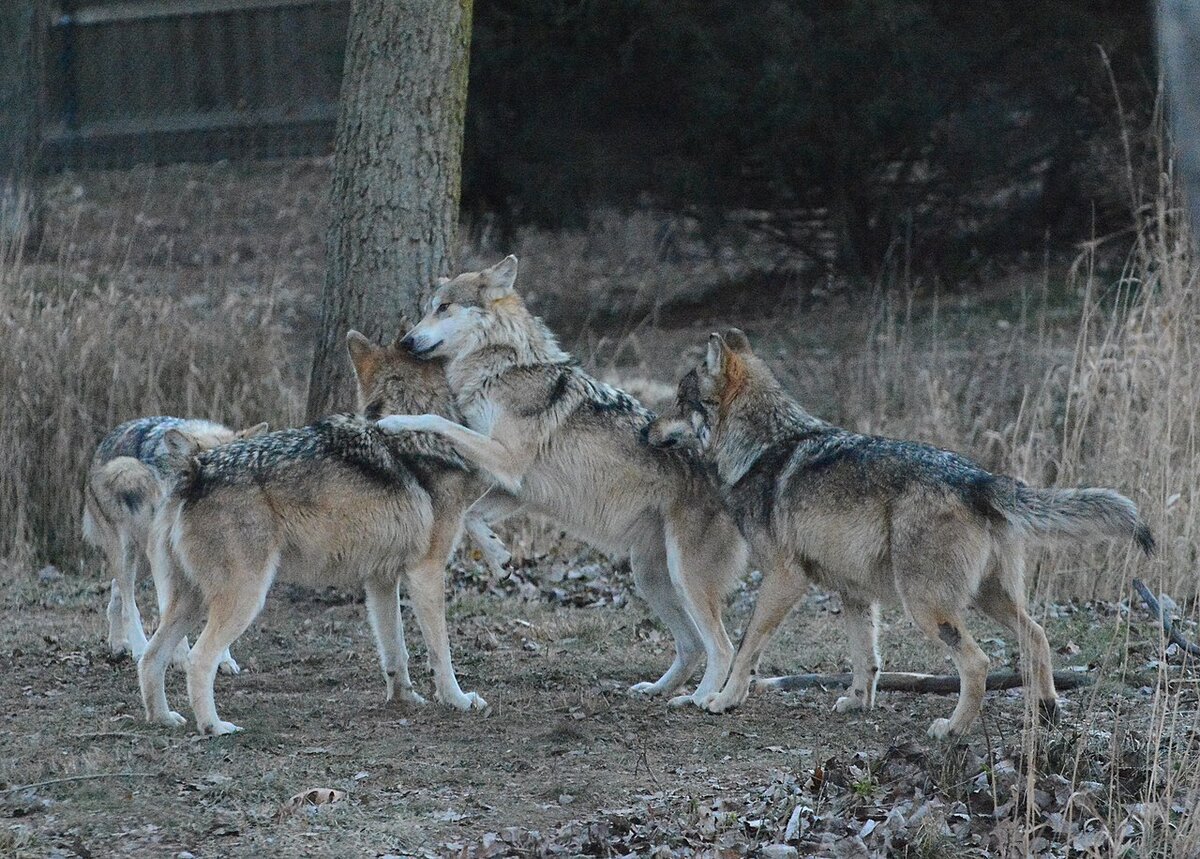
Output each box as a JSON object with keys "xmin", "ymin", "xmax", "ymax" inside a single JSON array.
[{"xmin": 0, "ymin": 554, "xmax": 1185, "ymax": 858}]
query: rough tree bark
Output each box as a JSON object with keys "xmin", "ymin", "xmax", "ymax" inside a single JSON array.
[
  {"xmin": 1161, "ymin": 0, "xmax": 1200, "ymax": 244},
  {"xmin": 306, "ymin": 0, "xmax": 473, "ymax": 417},
  {"xmin": 0, "ymin": 0, "xmax": 42, "ymax": 252}
]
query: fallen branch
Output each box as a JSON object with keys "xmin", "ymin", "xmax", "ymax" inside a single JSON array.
[
  {"xmin": 754, "ymin": 669, "xmax": 1093, "ymax": 695},
  {"xmin": 1, "ymin": 772, "xmax": 158, "ymax": 794},
  {"xmin": 1132, "ymin": 578, "xmax": 1200, "ymax": 658}
]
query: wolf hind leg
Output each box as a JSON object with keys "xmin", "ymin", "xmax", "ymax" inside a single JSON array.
[
  {"xmin": 903, "ymin": 596, "xmax": 989, "ymax": 739},
  {"xmin": 103, "ymin": 530, "xmax": 148, "ymax": 657},
  {"xmin": 976, "ymin": 553, "xmax": 1057, "ymax": 723},
  {"xmin": 139, "ymin": 577, "xmax": 203, "ymax": 729},
  {"xmin": 627, "ymin": 533, "xmax": 704, "ymax": 698},
  {"xmin": 835, "ymin": 598, "xmax": 880, "ymax": 714},
  {"xmin": 663, "ymin": 515, "xmax": 741, "ymax": 707},
  {"xmin": 364, "ymin": 576, "xmax": 425, "ymax": 705},
  {"xmin": 187, "ymin": 557, "xmax": 275, "ymax": 736}
]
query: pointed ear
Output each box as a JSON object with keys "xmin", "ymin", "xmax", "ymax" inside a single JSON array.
[
  {"xmin": 161, "ymin": 428, "xmax": 199, "ymax": 467},
  {"xmin": 346, "ymin": 330, "xmax": 381, "ymax": 380},
  {"xmin": 389, "ymin": 313, "xmax": 413, "ymax": 349},
  {"xmin": 481, "ymin": 254, "xmax": 519, "ymax": 301},
  {"xmin": 705, "ymin": 333, "xmax": 726, "ymax": 375},
  {"xmin": 724, "ymin": 328, "xmax": 751, "ymax": 354},
  {"xmin": 236, "ymin": 421, "xmax": 269, "ymax": 440},
  {"xmin": 436, "ymin": 275, "xmax": 451, "ymax": 286}
]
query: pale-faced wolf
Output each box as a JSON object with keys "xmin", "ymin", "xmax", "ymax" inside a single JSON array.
[
  {"xmin": 138, "ymin": 332, "xmax": 500, "ymax": 735},
  {"xmin": 646, "ymin": 328, "xmax": 1153, "ymax": 737},
  {"xmin": 376, "ymin": 256, "xmax": 749, "ymax": 707}
]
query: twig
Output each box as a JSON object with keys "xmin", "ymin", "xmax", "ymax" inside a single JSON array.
[
  {"xmin": 754, "ymin": 670, "xmax": 1093, "ymax": 695},
  {"xmin": 1, "ymin": 772, "xmax": 157, "ymax": 794},
  {"xmin": 1132, "ymin": 578, "xmax": 1200, "ymax": 658}
]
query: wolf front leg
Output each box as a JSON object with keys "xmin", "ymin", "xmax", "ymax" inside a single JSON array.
[
  {"xmin": 834, "ymin": 599, "xmax": 880, "ymax": 714},
  {"xmin": 375, "ymin": 414, "xmax": 531, "ymax": 493},
  {"xmin": 705, "ymin": 559, "xmax": 809, "ymax": 714}
]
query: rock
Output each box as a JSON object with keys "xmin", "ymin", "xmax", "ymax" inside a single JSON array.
[{"xmin": 761, "ymin": 846, "xmax": 798, "ymax": 859}]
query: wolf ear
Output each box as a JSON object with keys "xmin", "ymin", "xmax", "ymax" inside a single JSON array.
[
  {"xmin": 236, "ymin": 422, "xmax": 269, "ymax": 440},
  {"xmin": 436, "ymin": 275, "xmax": 451, "ymax": 286},
  {"xmin": 346, "ymin": 330, "xmax": 381, "ymax": 380},
  {"xmin": 480, "ymin": 254, "xmax": 519, "ymax": 301},
  {"xmin": 724, "ymin": 328, "xmax": 751, "ymax": 354},
  {"xmin": 161, "ymin": 428, "xmax": 200, "ymax": 467},
  {"xmin": 705, "ymin": 332, "xmax": 726, "ymax": 375}
]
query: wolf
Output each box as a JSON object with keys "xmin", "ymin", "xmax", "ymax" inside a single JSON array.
[
  {"xmin": 375, "ymin": 256, "xmax": 749, "ymax": 707},
  {"xmin": 645, "ymin": 329, "xmax": 1154, "ymax": 737},
  {"xmin": 83, "ymin": 416, "xmax": 268, "ymax": 665},
  {"xmin": 138, "ymin": 331, "xmax": 497, "ymax": 735}
]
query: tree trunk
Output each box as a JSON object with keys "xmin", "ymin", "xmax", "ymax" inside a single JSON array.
[
  {"xmin": 1161, "ymin": 0, "xmax": 1200, "ymax": 244},
  {"xmin": 0, "ymin": 0, "xmax": 42, "ymax": 253},
  {"xmin": 306, "ymin": 0, "xmax": 473, "ymax": 418}
]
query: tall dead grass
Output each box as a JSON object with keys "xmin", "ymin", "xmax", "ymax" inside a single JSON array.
[{"xmin": 0, "ymin": 247, "xmax": 303, "ymax": 567}]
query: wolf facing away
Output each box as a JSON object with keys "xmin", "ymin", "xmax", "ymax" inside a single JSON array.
[
  {"xmin": 376, "ymin": 256, "xmax": 749, "ymax": 707},
  {"xmin": 83, "ymin": 417, "xmax": 268, "ymax": 665},
  {"xmin": 646, "ymin": 329, "xmax": 1154, "ymax": 738},
  {"xmin": 138, "ymin": 332, "xmax": 497, "ymax": 735}
]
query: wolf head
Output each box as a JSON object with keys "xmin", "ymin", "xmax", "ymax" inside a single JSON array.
[
  {"xmin": 346, "ymin": 327, "xmax": 457, "ymax": 420},
  {"xmin": 398, "ymin": 255, "xmax": 544, "ymax": 362},
  {"xmin": 647, "ymin": 328, "xmax": 773, "ymax": 454}
]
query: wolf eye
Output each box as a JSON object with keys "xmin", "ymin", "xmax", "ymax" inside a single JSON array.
[{"xmin": 436, "ymin": 302, "xmax": 451, "ymax": 314}]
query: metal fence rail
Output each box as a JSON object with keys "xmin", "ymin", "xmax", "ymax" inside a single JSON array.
[{"xmin": 44, "ymin": 0, "xmax": 348, "ymax": 168}]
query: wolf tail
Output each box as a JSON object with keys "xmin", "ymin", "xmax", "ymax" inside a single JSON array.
[
  {"xmin": 997, "ymin": 484, "xmax": 1155, "ymax": 556},
  {"xmin": 93, "ymin": 457, "xmax": 159, "ymax": 517}
]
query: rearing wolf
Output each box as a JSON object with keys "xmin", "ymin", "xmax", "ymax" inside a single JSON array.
[
  {"xmin": 646, "ymin": 328, "xmax": 1154, "ymax": 737},
  {"xmin": 376, "ymin": 256, "xmax": 748, "ymax": 706}
]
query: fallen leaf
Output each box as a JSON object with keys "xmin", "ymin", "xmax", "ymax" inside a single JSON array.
[{"xmin": 277, "ymin": 787, "xmax": 346, "ymax": 821}]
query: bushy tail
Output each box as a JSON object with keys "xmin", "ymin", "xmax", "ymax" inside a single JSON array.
[
  {"xmin": 93, "ymin": 457, "xmax": 159, "ymax": 517},
  {"xmin": 998, "ymin": 485, "xmax": 1155, "ymax": 556}
]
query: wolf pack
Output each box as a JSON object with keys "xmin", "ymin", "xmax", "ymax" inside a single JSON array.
[{"xmin": 83, "ymin": 255, "xmax": 1154, "ymax": 741}]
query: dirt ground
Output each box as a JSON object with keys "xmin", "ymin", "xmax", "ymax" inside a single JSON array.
[{"xmin": 0, "ymin": 547, "xmax": 1189, "ymax": 858}]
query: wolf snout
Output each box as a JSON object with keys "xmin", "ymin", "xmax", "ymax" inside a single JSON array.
[{"xmin": 399, "ymin": 334, "xmax": 442, "ymax": 358}]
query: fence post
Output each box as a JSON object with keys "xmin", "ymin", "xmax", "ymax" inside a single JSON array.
[{"xmin": 0, "ymin": 0, "xmax": 43, "ymax": 252}]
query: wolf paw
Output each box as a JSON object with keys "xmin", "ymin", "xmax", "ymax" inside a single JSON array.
[
  {"xmin": 667, "ymin": 692, "xmax": 698, "ymax": 708},
  {"xmin": 397, "ymin": 688, "xmax": 428, "ymax": 706},
  {"xmin": 152, "ymin": 710, "xmax": 187, "ymax": 729},
  {"xmin": 834, "ymin": 694, "xmax": 864, "ymax": 714},
  {"xmin": 202, "ymin": 720, "xmax": 243, "ymax": 737},
  {"xmin": 218, "ymin": 653, "xmax": 240, "ymax": 675},
  {"xmin": 482, "ymin": 548, "xmax": 513, "ymax": 578},
  {"xmin": 705, "ymin": 692, "xmax": 745, "ymax": 715},
  {"xmin": 1038, "ymin": 698, "xmax": 1060, "ymax": 726},
  {"xmin": 627, "ymin": 681, "xmax": 666, "ymax": 698},
  {"xmin": 440, "ymin": 690, "xmax": 489, "ymax": 711},
  {"xmin": 927, "ymin": 718, "xmax": 960, "ymax": 740},
  {"xmin": 377, "ymin": 415, "xmax": 425, "ymax": 434}
]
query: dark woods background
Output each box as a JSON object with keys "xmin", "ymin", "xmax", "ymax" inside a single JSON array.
[{"xmin": 464, "ymin": 0, "xmax": 1154, "ymax": 273}]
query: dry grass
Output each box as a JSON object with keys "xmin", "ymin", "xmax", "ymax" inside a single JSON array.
[{"xmin": 0, "ymin": 251, "xmax": 303, "ymax": 566}]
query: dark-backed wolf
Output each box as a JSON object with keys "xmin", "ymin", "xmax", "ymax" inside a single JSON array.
[
  {"xmin": 646, "ymin": 328, "xmax": 1154, "ymax": 737},
  {"xmin": 83, "ymin": 417, "xmax": 267, "ymax": 665},
  {"xmin": 376, "ymin": 256, "xmax": 749, "ymax": 707},
  {"xmin": 138, "ymin": 331, "xmax": 499, "ymax": 735}
]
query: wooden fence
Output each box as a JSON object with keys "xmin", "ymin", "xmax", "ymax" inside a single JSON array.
[{"xmin": 44, "ymin": 0, "xmax": 349, "ymax": 168}]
